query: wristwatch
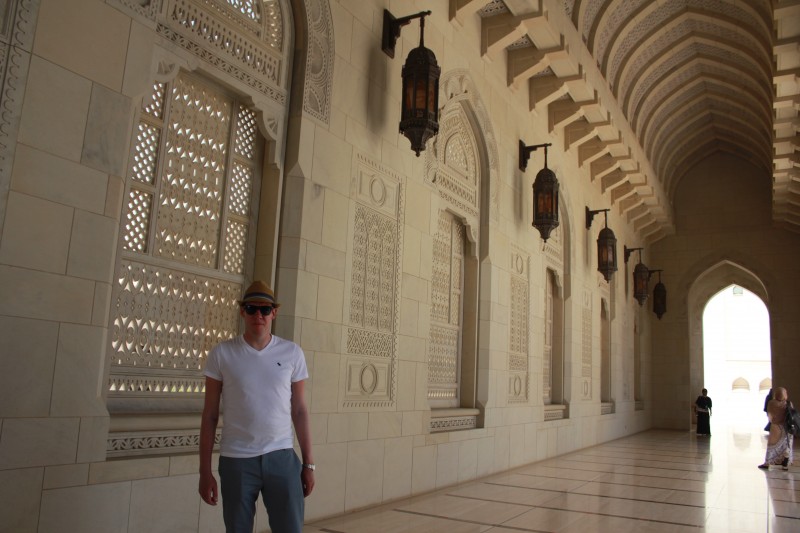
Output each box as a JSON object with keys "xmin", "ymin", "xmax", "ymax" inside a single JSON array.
[{"xmin": 302, "ymin": 463, "xmax": 315, "ymax": 471}]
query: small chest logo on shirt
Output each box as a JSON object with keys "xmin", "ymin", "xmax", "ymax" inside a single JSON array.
[{"xmin": 276, "ymin": 362, "xmax": 282, "ymax": 366}]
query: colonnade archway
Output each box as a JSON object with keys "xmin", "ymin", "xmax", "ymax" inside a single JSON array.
[{"xmin": 687, "ymin": 260, "xmax": 771, "ymax": 429}]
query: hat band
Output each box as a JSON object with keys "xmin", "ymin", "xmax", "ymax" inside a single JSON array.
[{"xmin": 243, "ymin": 291, "xmax": 275, "ymax": 302}]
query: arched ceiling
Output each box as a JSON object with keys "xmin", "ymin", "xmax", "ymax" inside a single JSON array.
[{"xmin": 450, "ymin": 0, "xmax": 800, "ymax": 240}]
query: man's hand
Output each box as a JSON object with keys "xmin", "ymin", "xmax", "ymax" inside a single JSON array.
[
  {"xmin": 199, "ymin": 471, "xmax": 219, "ymax": 505},
  {"xmin": 301, "ymin": 468, "xmax": 315, "ymax": 497}
]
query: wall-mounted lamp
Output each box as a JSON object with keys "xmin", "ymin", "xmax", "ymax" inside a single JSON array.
[
  {"xmin": 382, "ymin": 9, "xmax": 440, "ymax": 156},
  {"xmin": 520, "ymin": 140, "xmax": 558, "ymax": 242},
  {"xmin": 624, "ymin": 246, "xmax": 649, "ymax": 306},
  {"xmin": 586, "ymin": 207, "xmax": 617, "ymax": 282},
  {"xmin": 651, "ymin": 270, "xmax": 667, "ymax": 319}
]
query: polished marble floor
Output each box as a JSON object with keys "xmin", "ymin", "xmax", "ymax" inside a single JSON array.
[{"xmin": 307, "ymin": 424, "xmax": 798, "ymax": 533}]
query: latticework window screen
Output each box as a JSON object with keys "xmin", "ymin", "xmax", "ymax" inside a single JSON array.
[{"xmin": 108, "ymin": 71, "xmax": 262, "ymax": 407}]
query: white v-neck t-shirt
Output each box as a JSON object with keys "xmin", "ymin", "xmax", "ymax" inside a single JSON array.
[{"xmin": 204, "ymin": 334, "xmax": 308, "ymax": 458}]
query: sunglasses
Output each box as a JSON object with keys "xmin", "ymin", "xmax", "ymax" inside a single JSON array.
[{"xmin": 243, "ymin": 304, "xmax": 274, "ymax": 316}]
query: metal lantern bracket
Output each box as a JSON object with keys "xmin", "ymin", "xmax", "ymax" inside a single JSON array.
[
  {"xmin": 624, "ymin": 245, "xmax": 642, "ymax": 263},
  {"xmin": 382, "ymin": 9, "xmax": 432, "ymax": 58},
  {"xmin": 586, "ymin": 207, "xmax": 610, "ymax": 229},
  {"xmin": 648, "ymin": 269, "xmax": 663, "ymax": 280},
  {"xmin": 519, "ymin": 140, "xmax": 552, "ymax": 172}
]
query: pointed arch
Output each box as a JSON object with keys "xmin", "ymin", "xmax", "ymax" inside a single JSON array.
[{"xmin": 684, "ymin": 256, "xmax": 773, "ymax": 427}]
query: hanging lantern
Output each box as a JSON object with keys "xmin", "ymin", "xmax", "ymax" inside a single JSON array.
[
  {"xmin": 382, "ymin": 10, "xmax": 440, "ymax": 156},
  {"xmin": 633, "ymin": 260, "xmax": 649, "ymax": 305},
  {"xmin": 520, "ymin": 141, "xmax": 559, "ymax": 242},
  {"xmin": 587, "ymin": 207, "xmax": 617, "ymax": 282},
  {"xmin": 625, "ymin": 246, "xmax": 649, "ymax": 306}
]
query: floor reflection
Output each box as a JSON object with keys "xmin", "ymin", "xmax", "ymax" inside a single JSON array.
[{"xmin": 308, "ymin": 421, "xmax": 798, "ymax": 533}]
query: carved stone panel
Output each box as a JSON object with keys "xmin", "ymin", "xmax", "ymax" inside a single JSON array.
[
  {"xmin": 426, "ymin": 105, "xmax": 479, "ymax": 222},
  {"xmin": 342, "ymin": 153, "xmax": 403, "ymax": 409},
  {"xmin": 509, "ymin": 247, "xmax": 530, "ymax": 404},
  {"xmin": 152, "ymin": 0, "xmax": 287, "ymax": 104},
  {"xmin": 581, "ymin": 289, "xmax": 592, "ymax": 400}
]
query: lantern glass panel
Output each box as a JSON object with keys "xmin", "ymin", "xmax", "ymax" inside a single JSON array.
[{"xmin": 415, "ymin": 77, "xmax": 427, "ymax": 110}]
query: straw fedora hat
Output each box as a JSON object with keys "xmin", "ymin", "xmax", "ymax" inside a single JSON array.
[{"xmin": 238, "ymin": 280, "xmax": 281, "ymax": 307}]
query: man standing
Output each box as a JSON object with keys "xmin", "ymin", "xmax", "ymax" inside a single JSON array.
[{"xmin": 199, "ymin": 281, "xmax": 314, "ymax": 533}]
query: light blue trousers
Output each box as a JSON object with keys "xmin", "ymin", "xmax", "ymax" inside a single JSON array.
[{"xmin": 218, "ymin": 449, "xmax": 304, "ymax": 533}]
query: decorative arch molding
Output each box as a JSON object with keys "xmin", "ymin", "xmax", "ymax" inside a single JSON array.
[
  {"xmin": 434, "ymin": 69, "xmax": 500, "ymax": 220},
  {"xmin": 684, "ymin": 254, "xmax": 774, "ymax": 424},
  {"xmin": 290, "ymin": 0, "xmax": 334, "ymax": 125}
]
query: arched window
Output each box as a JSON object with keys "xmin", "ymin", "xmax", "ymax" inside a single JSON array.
[
  {"xmin": 731, "ymin": 377, "xmax": 750, "ymax": 391},
  {"xmin": 106, "ymin": 71, "xmax": 263, "ymax": 456}
]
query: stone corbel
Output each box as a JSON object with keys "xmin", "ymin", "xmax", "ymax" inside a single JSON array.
[
  {"xmin": 151, "ymin": 45, "xmax": 198, "ymax": 85},
  {"xmin": 481, "ymin": 12, "xmax": 529, "ymax": 57},
  {"xmin": 253, "ymin": 102, "xmax": 285, "ymax": 168},
  {"xmin": 450, "ymin": 0, "xmax": 486, "ymax": 26},
  {"xmin": 602, "ymin": 165, "xmax": 639, "ymax": 194},
  {"xmin": 627, "ymin": 202, "xmax": 651, "ymax": 224},
  {"xmin": 578, "ymin": 136, "xmax": 621, "ymax": 167},
  {"xmin": 548, "ymin": 94, "xmax": 597, "ymax": 132},
  {"xmin": 599, "ymin": 168, "xmax": 626, "ymax": 193},
  {"xmin": 529, "ymin": 70, "xmax": 582, "ymax": 111},
  {"xmin": 507, "ymin": 37, "xmax": 566, "ymax": 87},
  {"xmin": 563, "ymin": 118, "xmax": 610, "ymax": 152},
  {"xmin": 773, "ymin": 67, "xmax": 800, "ymax": 88},
  {"xmin": 590, "ymin": 153, "xmax": 629, "ymax": 182},
  {"xmin": 618, "ymin": 195, "xmax": 644, "ymax": 217},
  {"xmin": 610, "ymin": 182, "xmax": 637, "ymax": 204}
]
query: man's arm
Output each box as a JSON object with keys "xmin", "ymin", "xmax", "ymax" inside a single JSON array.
[
  {"xmin": 199, "ymin": 376, "xmax": 222, "ymax": 505},
  {"xmin": 291, "ymin": 380, "xmax": 315, "ymax": 497}
]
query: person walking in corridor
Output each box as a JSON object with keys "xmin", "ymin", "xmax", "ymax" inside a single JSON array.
[
  {"xmin": 695, "ymin": 388, "xmax": 713, "ymax": 436},
  {"xmin": 759, "ymin": 387, "xmax": 794, "ymax": 470},
  {"xmin": 763, "ymin": 388, "xmax": 773, "ymax": 432},
  {"xmin": 199, "ymin": 281, "xmax": 315, "ymax": 533}
]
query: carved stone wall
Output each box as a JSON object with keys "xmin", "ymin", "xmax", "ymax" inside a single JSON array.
[{"xmin": 341, "ymin": 152, "xmax": 403, "ymax": 409}]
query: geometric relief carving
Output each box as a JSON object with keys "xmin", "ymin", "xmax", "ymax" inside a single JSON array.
[
  {"xmin": 156, "ymin": 0, "xmax": 287, "ymax": 104},
  {"xmin": 426, "ymin": 106, "xmax": 479, "ymax": 219},
  {"xmin": 509, "ymin": 247, "xmax": 529, "ymax": 404},
  {"xmin": 110, "ymin": 71, "xmax": 261, "ymax": 406},
  {"xmin": 301, "ymin": 0, "xmax": 334, "ymax": 124},
  {"xmin": 107, "ymin": 429, "xmax": 221, "ymax": 458},
  {"xmin": 344, "ymin": 359, "xmax": 390, "ymax": 407},
  {"xmin": 343, "ymin": 153, "xmax": 403, "ymax": 409},
  {"xmin": 544, "ymin": 223, "xmax": 564, "ymax": 269},
  {"xmin": 581, "ymin": 290, "xmax": 592, "ymax": 400},
  {"xmin": 108, "ymin": 259, "xmax": 241, "ymax": 395},
  {"xmin": 108, "ymin": 0, "xmax": 162, "ymax": 21},
  {"xmin": 428, "ymin": 210, "xmax": 465, "ymax": 406},
  {"xmin": 349, "ymin": 205, "xmax": 396, "ymax": 331},
  {"xmin": 438, "ymin": 70, "xmax": 500, "ymax": 220},
  {"xmin": 543, "ymin": 270, "xmax": 554, "ymax": 405}
]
